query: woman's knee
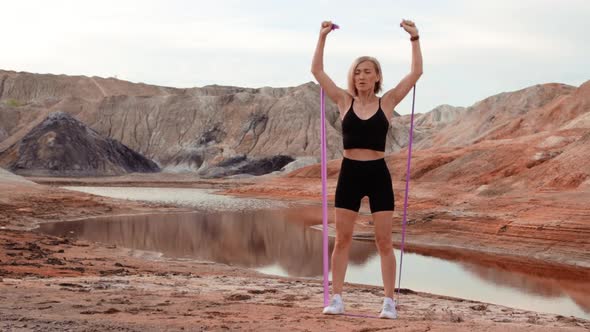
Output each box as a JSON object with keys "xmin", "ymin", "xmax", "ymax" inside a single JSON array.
[
  {"xmin": 375, "ymin": 236, "xmax": 393, "ymax": 254},
  {"xmin": 334, "ymin": 233, "xmax": 353, "ymax": 250}
]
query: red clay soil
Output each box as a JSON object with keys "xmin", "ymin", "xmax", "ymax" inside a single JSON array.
[{"xmin": 1, "ymin": 173, "xmax": 589, "ymax": 331}]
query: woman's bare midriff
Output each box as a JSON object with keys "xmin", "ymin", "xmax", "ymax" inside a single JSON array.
[{"xmin": 343, "ymin": 148, "xmax": 385, "ymax": 161}]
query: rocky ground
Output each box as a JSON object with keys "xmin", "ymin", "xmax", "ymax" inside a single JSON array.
[
  {"xmin": 1, "ymin": 230, "xmax": 589, "ymax": 332},
  {"xmin": 1, "ymin": 172, "xmax": 589, "ymax": 331}
]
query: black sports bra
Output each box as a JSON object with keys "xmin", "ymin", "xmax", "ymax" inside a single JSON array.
[{"xmin": 342, "ymin": 98, "xmax": 389, "ymax": 152}]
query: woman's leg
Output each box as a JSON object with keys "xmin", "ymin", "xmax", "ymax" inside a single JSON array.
[
  {"xmin": 373, "ymin": 210, "xmax": 396, "ymax": 298},
  {"xmin": 331, "ymin": 207, "xmax": 358, "ymax": 295}
]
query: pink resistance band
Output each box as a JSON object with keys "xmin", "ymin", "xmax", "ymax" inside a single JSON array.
[
  {"xmin": 321, "ymin": 23, "xmax": 339, "ymax": 307},
  {"xmin": 320, "ymin": 23, "xmax": 416, "ymax": 311},
  {"xmin": 320, "ymin": 88, "xmax": 330, "ymax": 306}
]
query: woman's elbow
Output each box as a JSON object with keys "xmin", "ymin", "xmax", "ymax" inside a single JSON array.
[{"xmin": 311, "ymin": 68, "xmax": 323, "ymax": 78}]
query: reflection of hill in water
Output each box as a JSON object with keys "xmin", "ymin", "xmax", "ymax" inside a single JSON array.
[
  {"xmin": 462, "ymin": 263, "xmax": 590, "ymax": 313},
  {"xmin": 39, "ymin": 210, "xmax": 590, "ymax": 315},
  {"xmin": 39, "ymin": 210, "xmax": 376, "ymax": 277},
  {"xmin": 463, "ymin": 263, "xmax": 562, "ymax": 297}
]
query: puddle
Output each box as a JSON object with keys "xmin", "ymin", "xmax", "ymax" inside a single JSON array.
[{"xmin": 38, "ymin": 207, "xmax": 590, "ymax": 320}]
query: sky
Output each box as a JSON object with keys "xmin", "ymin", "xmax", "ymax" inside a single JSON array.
[{"xmin": 2, "ymin": 0, "xmax": 589, "ymax": 114}]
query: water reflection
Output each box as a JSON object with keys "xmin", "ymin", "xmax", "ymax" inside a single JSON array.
[
  {"xmin": 462, "ymin": 263, "xmax": 590, "ymax": 314},
  {"xmin": 38, "ymin": 211, "xmax": 375, "ymax": 278},
  {"xmin": 37, "ymin": 210, "xmax": 590, "ymax": 319}
]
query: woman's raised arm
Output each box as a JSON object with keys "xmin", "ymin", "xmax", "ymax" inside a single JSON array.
[
  {"xmin": 311, "ymin": 21, "xmax": 350, "ymax": 111},
  {"xmin": 382, "ymin": 19, "xmax": 423, "ymax": 114}
]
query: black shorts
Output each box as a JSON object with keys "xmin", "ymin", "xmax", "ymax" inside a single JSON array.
[{"xmin": 335, "ymin": 157, "xmax": 395, "ymax": 213}]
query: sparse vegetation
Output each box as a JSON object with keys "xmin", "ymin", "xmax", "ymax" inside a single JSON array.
[{"xmin": 5, "ymin": 99, "xmax": 22, "ymax": 107}]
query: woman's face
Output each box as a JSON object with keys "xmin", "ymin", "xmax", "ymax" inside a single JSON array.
[{"xmin": 354, "ymin": 61, "xmax": 379, "ymax": 94}]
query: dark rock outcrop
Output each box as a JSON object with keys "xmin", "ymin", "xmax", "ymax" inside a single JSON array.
[
  {"xmin": 199, "ymin": 155, "xmax": 295, "ymax": 178},
  {"xmin": 0, "ymin": 112, "xmax": 160, "ymax": 176}
]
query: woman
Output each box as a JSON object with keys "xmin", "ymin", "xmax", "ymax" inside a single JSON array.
[{"xmin": 311, "ymin": 19, "xmax": 422, "ymax": 319}]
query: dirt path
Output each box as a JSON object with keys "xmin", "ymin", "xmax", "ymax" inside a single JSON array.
[{"xmin": 90, "ymin": 77, "xmax": 107, "ymax": 97}]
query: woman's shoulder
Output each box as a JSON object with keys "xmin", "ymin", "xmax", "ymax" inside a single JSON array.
[
  {"xmin": 337, "ymin": 92, "xmax": 354, "ymax": 110},
  {"xmin": 337, "ymin": 93, "xmax": 355, "ymax": 119},
  {"xmin": 345, "ymin": 93, "xmax": 355, "ymax": 105}
]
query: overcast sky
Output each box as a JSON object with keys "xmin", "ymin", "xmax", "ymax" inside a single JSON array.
[{"xmin": 2, "ymin": 0, "xmax": 589, "ymax": 114}]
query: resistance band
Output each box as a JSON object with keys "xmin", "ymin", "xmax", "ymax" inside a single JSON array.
[{"xmin": 397, "ymin": 84, "xmax": 416, "ymax": 302}]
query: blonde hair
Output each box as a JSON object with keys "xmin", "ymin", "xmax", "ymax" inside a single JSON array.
[{"xmin": 347, "ymin": 56, "xmax": 383, "ymax": 96}]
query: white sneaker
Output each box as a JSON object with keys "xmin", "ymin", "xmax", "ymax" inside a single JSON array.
[
  {"xmin": 322, "ymin": 295, "xmax": 344, "ymax": 315},
  {"xmin": 379, "ymin": 298, "xmax": 398, "ymax": 319}
]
